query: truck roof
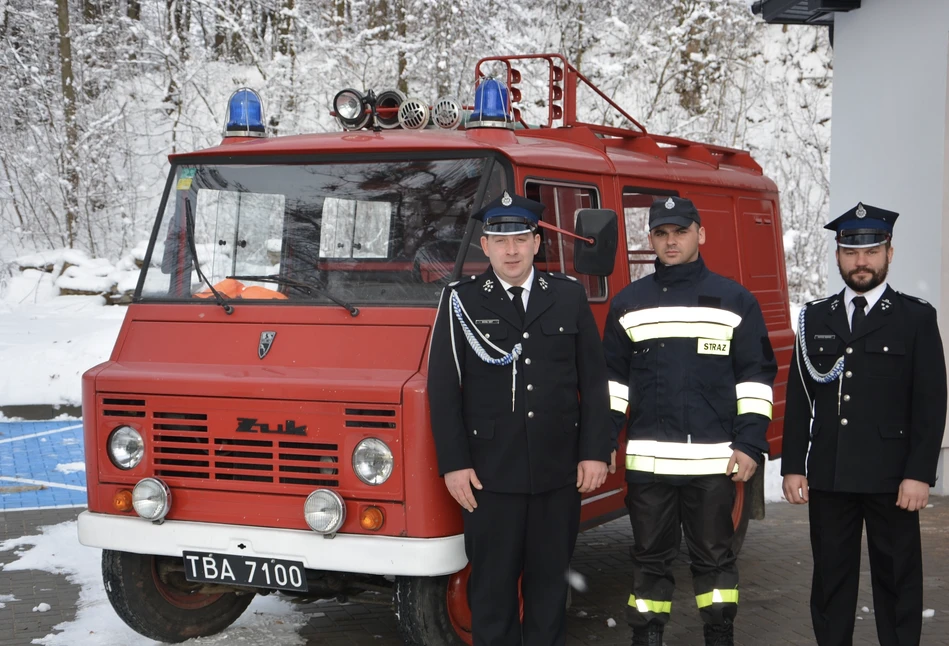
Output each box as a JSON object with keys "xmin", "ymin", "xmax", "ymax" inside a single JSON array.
[{"xmin": 171, "ymin": 126, "xmax": 778, "ymax": 194}]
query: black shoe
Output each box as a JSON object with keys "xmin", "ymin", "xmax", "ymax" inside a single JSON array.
[
  {"xmin": 703, "ymin": 623, "xmax": 734, "ymax": 646},
  {"xmin": 632, "ymin": 626, "xmax": 663, "ymax": 646}
]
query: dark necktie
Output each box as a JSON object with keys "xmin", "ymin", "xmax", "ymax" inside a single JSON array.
[
  {"xmin": 851, "ymin": 295, "xmax": 867, "ymax": 334},
  {"xmin": 508, "ymin": 286, "xmax": 526, "ymax": 325}
]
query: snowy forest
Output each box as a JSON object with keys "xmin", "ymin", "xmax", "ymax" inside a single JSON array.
[{"xmin": 0, "ymin": 0, "xmax": 833, "ymax": 303}]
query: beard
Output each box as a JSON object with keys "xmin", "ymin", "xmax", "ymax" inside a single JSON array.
[{"xmin": 839, "ymin": 258, "xmax": 889, "ymax": 292}]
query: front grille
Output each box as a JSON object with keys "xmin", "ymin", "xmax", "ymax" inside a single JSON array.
[
  {"xmin": 100, "ymin": 395, "xmax": 397, "ymax": 492},
  {"xmin": 150, "ymin": 408, "xmax": 340, "ymax": 486}
]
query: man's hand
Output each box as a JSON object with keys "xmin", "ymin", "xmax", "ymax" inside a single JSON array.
[
  {"xmin": 444, "ymin": 468, "xmax": 482, "ymax": 512},
  {"xmin": 782, "ymin": 474, "xmax": 809, "ymax": 504},
  {"xmin": 577, "ymin": 460, "xmax": 608, "ymax": 493},
  {"xmin": 726, "ymin": 449, "xmax": 757, "ymax": 482},
  {"xmin": 897, "ymin": 479, "xmax": 930, "ymax": 512},
  {"xmin": 609, "ymin": 450, "xmax": 617, "ymax": 474}
]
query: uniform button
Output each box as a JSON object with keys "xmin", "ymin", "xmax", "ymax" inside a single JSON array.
[
  {"xmin": 485, "ymin": 333, "xmax": 491, "ymax": 339},
  {"xmin": 845, "ymin": 371, "xmax": 852, "ymax": 378},
  {"xmin": 662, "ymin": 287, "xmax": 668, "ymax": 292},
  {"xmin": 525, "ymin": 358, "xmax": 531, "ymax": 365},
  {"xmin": 523, "ymin": 332, "xmax": 530, "ymax": 339},
  {"xmin": 528, "ymin": 411, "xmax": 535, "ymax": 419},
  {"xmin": 845, "ymin": 347, "xmax": 853, "ymax": 354},
  {"xmin": 527, "ymin": 384, "xmax": 534, "ymax": 391},
  {"xmin": 660, "ymin": 342, "xmax": 665, "ymax": 348},
  {"xmin": 843, "ymin": 394, "xmax": 851, "ymax": 402},
  {"xmin": 559, "ymin": 327, "xmax": 564, "ymax": 332},
  {"xmin": 473, "ymin": 430, "xmax": 478, "ymax": 435},
  {"xmin": 884, "ymin": 346, "xmax": 889, "ymax": 352},
  {"xmin": 819, "ymin": 347, "xmax": 824, "ymax": 352},
  {"xmin": 841, "ymin": 418, "xmax": 848, "ymax": 426}
]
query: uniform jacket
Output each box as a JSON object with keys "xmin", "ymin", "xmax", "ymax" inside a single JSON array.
[
  {"xmin": 782, "ymin": 286, "xmax": 948, "ymax": 493},
  {"xmin": 602, "ymin": 257, "xmax": 777, "ymax": 480},
  {"xmin": 427, "ymin": 267, "xmax": 612, "ymax": 494}
]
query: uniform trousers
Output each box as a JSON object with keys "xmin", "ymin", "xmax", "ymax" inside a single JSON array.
[
  {"xmin": 808, "ymin": 489, "xmax": 923, "ymax": 646},
  {"xmin": 626, "ymin": 475, "xmax": 738, "ymax": 630},
  {"xmin": 463, "ymin": 483, "xmax": 581, "ymax": 646}
]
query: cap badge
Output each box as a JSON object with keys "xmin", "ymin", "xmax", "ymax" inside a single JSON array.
[
  {"xmin": 856, "ymin": 204, "xmax": 867, "ymax": 218},
  {"xmin": 501, "ymin": 192, "xmax": 513, "ymax": 207},
  {"xmin": 483, "ymin": 278, "xmax": 494, "ymax": 292},
  {"xmin": 664, "ymin": 197, "xmax": 675, "ymax": 210}
]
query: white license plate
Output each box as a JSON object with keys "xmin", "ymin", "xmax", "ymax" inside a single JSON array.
[{"xmin": 183, "ymin": 551, "xmax": 308, "ymax": 592}]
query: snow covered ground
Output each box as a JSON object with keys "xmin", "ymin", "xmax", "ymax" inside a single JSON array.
[{"xmin": 0, "ymin": 521, "xmax": 311, "ymax": 645}]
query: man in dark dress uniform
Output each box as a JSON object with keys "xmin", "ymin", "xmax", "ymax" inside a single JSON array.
[
  {"xmin": 782, "ymin": 203, "xmax": 948, "ymax": 646},
  {"xmin": 427, "ymin": 192, "xmax": 612, "ymax": 646}
]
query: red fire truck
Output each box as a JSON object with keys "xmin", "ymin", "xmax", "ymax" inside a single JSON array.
[{"xmin": 78, "ymin": 54, "xmax": 793, "ymax": 644}]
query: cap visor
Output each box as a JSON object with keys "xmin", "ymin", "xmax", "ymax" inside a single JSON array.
[
  {"xmin": 837, "ymin": 232, "xmax": 890, "ymax": 248},
  {"xmin": 483, "ymin": 222, "xmax": 535, "ymax": 235},
  {"xmin": 649, "ymin": 215, "xmax": 696, "ymax": 230}
]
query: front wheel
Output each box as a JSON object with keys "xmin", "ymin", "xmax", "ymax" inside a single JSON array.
[
  {"xmin": 395, "ymin": 570, "xmax": 470, "ymax": 645},
  {"xmin": 102, "ymin": 549, "xmax": 255, "ymax": 643}
]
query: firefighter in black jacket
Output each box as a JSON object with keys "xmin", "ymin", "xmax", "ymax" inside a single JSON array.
[
  {"xmin": 428, "ymin": 192, "xmax": 612, "ymax": 646},
  {"xmin": 782, "ymin": 203, "xmax": 948, "ymax": 646},
  {"xmin": 602, "ymin": 197, "xmax": 777, "ymax": 646}
]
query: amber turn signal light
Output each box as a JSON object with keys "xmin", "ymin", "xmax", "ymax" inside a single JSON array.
[
  {"xmin": 113, "ymin": 489, "xmax": 134, "ymax": 512},
  {"xmin": 359, "ymin": 506, "xmax": 385, "ymax": 531}
]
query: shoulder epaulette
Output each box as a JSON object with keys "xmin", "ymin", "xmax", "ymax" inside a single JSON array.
[
  {"xmin": 898, "ymin": 291, "xmax": 933, "ymax": 307},
  {"xmin": 806, "ymin": 295, "xmax": 832, "ymax": 306},
  {"xmin": 547, "ymin": 272, "xmax": 578, "ymax": 282},
  {"xmin": 450, "ymin": 275, "xmax": 478, "ymax": 288}
]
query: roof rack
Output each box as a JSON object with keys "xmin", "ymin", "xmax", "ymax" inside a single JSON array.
[{"xmin": 473, "ymin": 54, "xmax": 761, "ymax": 173}]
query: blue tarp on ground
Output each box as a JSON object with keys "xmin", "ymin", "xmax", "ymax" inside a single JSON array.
[{"xmin": 0, "ymin": 420, "xmax": 87, "ymax": 511}]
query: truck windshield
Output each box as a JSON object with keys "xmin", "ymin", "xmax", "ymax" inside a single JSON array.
[{"xmin": 138, "ymin": 156, "xmax": 508, "ymax": 306}]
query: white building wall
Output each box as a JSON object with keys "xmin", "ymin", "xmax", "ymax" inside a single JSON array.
[{"xmin": 829, "ymin": 0, "xmax": 949, "ymax": 494}]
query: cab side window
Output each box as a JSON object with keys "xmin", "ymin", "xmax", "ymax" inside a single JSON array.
[
  {"xmin": 622, "ymin": 190, "xmax": 669, "ymax": 282},
  {"xmin": 525, "ymin": 181, "xmax": 606, "ymax": 301}
]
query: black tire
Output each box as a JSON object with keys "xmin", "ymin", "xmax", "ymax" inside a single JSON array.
[
  {"xmin": 395, "ymin": 575, "xmax": 468, "ymax": 646},
  {"xmin": 102, "ymin": 549, "xmax": 255, "ymax": 643}
]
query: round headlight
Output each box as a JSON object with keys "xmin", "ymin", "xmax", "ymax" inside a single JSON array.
[
  {"xmin": 132, "ymin": 478, "xmax": 171, "ymax": 521},
  {"xmin": 352, "ymin": 438, "xmax": 394, "ymax": 485},
  {"xmin": 108, "ymin": 426, "xmax": 144, "ymax": 470},
  {"xmin": 333, "ymin": 89, "xmax": 369, "ymax": 129},
  {"xmin": 304, "ymin": 489, "xmax": 345, "ymax": 534}
]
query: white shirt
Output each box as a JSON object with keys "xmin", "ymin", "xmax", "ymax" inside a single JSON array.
[
  {"xmin": 497, "ymin": 268, "xmax": 534, "ymax": 312},
  {"xmin": 844, "ymin": 281, "xmax": 888, "ymax": 331}
]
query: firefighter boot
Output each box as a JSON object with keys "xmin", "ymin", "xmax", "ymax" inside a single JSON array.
[
  {"xmin": 631, "ymin": 626, "xmax": 663, "ymax": 646},
  {"xmin": 703, "ymin": 623, "xmax": 734, "ymax": 646}
]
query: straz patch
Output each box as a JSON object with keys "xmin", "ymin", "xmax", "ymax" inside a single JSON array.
[{"xmin": 697, "ymin": 339, "xmax": 730, "ymax": 355}]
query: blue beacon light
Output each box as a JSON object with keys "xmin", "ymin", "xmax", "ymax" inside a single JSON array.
[
  {"xmin": 224, "ymin": 88, "xmax": 266, "ymax": 138},
  {"xmin": 468, "ymin": 78, "xmax": 513, "ymax": 129}
]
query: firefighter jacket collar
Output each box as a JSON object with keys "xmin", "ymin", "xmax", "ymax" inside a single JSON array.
[{"xmin": 653, "ymin": 255, "xmax": 710, "ymax": 287}]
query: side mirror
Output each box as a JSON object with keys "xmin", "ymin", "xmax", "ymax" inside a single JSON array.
[{"xmin": 573, "ymin": 209, "xmax": 618, "ymax": 276}]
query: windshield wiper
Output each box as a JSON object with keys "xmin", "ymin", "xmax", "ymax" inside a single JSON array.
[
  {"xmin": 184, "ymin": 198, "xmax": 234, "ymax": 315},
  {"xmin": 227, "ymin": 274, "xmax": 359, "ymax": 317}
]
